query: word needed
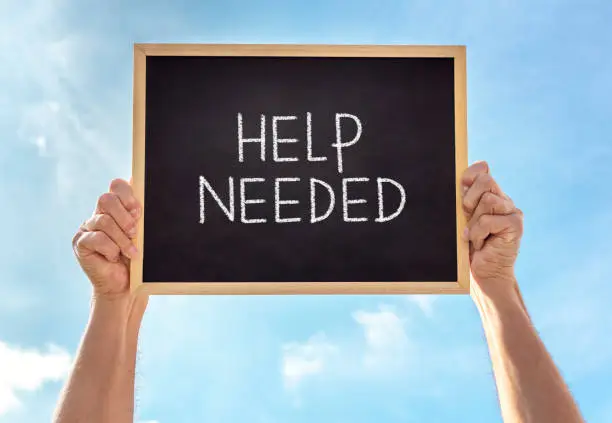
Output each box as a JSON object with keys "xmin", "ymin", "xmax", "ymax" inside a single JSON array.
[{"xmin": 198, "ymin": 176, "xmax": 406, "ymax": 224}]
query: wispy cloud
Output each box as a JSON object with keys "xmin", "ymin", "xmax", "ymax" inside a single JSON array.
[
  {"xmin": 280, "ymin": 302, "xmax": 488, "ymax": 402},
  {"xmin": 282, "ymin": 332, "xmax": 338, "ymax": 392},
  {"xmin": 405, "ymin": 295, "xmax": 437, "ymax": 318},
  {"xmin": 353, "ymin": 306, "xmax": 412, "ymax": 372},
  {"xmin": 2, "ymin": 0, "xmax": 131, "ymax": 201},
  {"xmin": 0, "ymin": 341, "xmax": 71, "ymax": 415}
]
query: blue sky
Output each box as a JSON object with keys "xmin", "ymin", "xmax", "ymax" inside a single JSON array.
[{"xmin": 1, "ymin": 0, "xmax": 612, "ymax": 421}]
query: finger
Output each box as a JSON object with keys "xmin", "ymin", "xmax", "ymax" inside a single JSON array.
[
  {"xmin": 462, "ymin": 173, "xmax": 504, "ymax": 220},
  {"xmin": 95, "ymin": 192, "xmax": 137, "ymax": 237},
  {"xmin": 467, "ymin": 212, "xmax": 523, "ymax": 250},
  {"xmin": 83, "ymin": 214, "xmax": 138, "ymax": 259},
  {"xmin": 109, "ymin": 178, "xmax": 141, "ymax": 218},
  {"xmin": 461, "ymin": 161, "xmax": 490, "ymax": 192},
  {"xmin": 74, "ymin": 231, "xmax": 121, "ymax": 263},
  {"xmin": 468, "ymin": 192, "xmax": 515, "ymax": 230}
]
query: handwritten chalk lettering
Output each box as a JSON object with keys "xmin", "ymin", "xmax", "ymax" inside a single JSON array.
[
  {"xmin": 306, "ymin": 112, "xmax": 327, "ymax": 162},
  {"xmin": 376, "ymin": 178, "xmax": 407, "ymax": 222},
  {"xmin": 272, "ymin": 116, "xmax": 299, "ymax": 162},
  {"xmin": 333, "ymin": 113, "xmax": 362, "ymax": 174},
  {"xmin": 342, "ymin": 177, "xmax": 369, "ymax": 222},
  {"xmin": 275, "ymin": 177, "xmax": 301, "ymax": 223},
  {"xmin": 238, "ymin": 113, "xmax": 266, "ymax": 162},
  {"xmin": 199, "ymin": 176, "xmax": 406, "ymax": 224},
  {"xmin": 199, "ymin": 176, "xmax": 235, "ymax": 223},
  {"xmin": 238, "ymin": 113, "xmax": 364, "ymax": 166},
  {"xmin": 240, "ymin": 178, "xmax": 267, "ymax": 224},
  {"xmin": 310, "ymin": 178, "xmax": 335, "ymax": 223},
  {"xmin": 199, "ymin": 112, "xmax": 406, "ymax": 224}
]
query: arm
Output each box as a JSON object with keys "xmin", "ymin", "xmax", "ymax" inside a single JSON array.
[
  {"xmin": 462, "ymin": 162, "xmax": 583, "ymax": 423},
  {"xmin": 54, "ymin": 296, "xmax": 146, "ymax": 423},
  {"xmin": 54, "ymin": 179, "xmax": 146, "ymax": 423},
  {"xmin": 473, "ymin": 281, "xmax": 583, "ymax": 423}
]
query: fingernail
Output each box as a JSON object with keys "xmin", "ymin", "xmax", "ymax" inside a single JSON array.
[
  {"xmin": 462, "ymin": 185, "xmax": 468, "ymax": 196},
  {"xmin": 462, "ymin": 227, "xmax": 469, "ymax": 240},
  {"xmin": 131, "ymin": 208, "xmax": 141, "ymax": 218},
  {"xmin": 128, "ymin": 245, "xmax": 139, "ymax": 258},
  {"xmin": 128, "ymin": 225, "xmax": 137, "ymax": 237}
]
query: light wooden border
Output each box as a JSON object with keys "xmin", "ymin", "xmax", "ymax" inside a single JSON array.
[{"xmin": 130, "ymin": 44, "xmax": 469, "ymax": 295}]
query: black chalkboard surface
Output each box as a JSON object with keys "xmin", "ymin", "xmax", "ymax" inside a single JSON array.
[{"xmin": 130, "ymin": 44, "xmax": 469, "ymax": 295}]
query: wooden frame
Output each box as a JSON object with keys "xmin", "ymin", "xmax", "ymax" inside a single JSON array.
[{"xmin": 130, "ymin": 44, "xmax": 469, "ymax": 295}]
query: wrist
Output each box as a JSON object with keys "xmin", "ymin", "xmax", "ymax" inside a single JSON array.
[
  {"xmin": 90, "ymin": 293, "xmax": 148, "ymax": 332},
  {"xmin": 471, "ymin": 275, "xmax": 526, "ymax": 317}
]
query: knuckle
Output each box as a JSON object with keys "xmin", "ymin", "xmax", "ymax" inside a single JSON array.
[
  {"xmin": 72, "ymin": 230, "xmax": 84, "ymax": 251},
  {"xmin": 474, "ymin": 160, "xmax": 489, "ymax": 173},
  {"xmin": 89, "ymin": 230, "xmax": 103, "ymax": 243},
  {"xmin": 109, "ymin": 178, "xmax": 126, "ymax": 192},
  {"xmin": 462, "ymin": 194, "xmax": 475, "ymax": 211},
  {"xmin": 469, "ymin": 225, "xmax": 481, "ymax": 240},
  {"xmin": 98, "ymin": 192, "xmax": 116, "ymax": 208},
  {"xmin": 473, "ymin": 160, "xmax": 490, "ymax": 176},
  {"xmin": 464, "ymin": 196, "xmax": 479, "ymax": 212},
  {"xmin": 479, "ymin": 173, "xmax": 494, "ymax": 189},
  {"xmin": 462, "ymin": 200, "xmax": 474, "ymax": 213},
  {"xmin": 95, "ymin": 213, "xmax": 113, "ymax": 229},
  {"xmin": 114, "ymin": 230, "xmax": 130, "ymax": 246},
  {"xmin": 481, "ymin": 192, "xmax": 497, "ymax": 209},
  {"xmin": 95, "ymin": 232, "xmax": 119, "ymax": 252},
  {"xmin": 92, "ymin": 230, "xmax": 110, "ymax": 245},
  {"xmin": 503, "ymin": 199, "xmax": 515, "ymax": 213},
  {"xmin": 477, "ymin": 213, "xmax": 491, "ymax": 227},
  {"xmin": 122, "ymin": 213, "xmax": 136, "ymax": 228},
  {"xmin": 74, "ymin": 231, "xmax": 94, "ymax": 254},
  {"xmin": 461, "ymin": 169, "xmax": 476, "ymax": 184},
  {"xmin": 513, "ymin": 212, "xmax": 524, "ymax": 231},
  {"xmin": 120, "ymin": 238, "xmax": 132, "ymax": 250}
]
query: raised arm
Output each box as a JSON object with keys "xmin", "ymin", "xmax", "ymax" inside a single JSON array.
[
  {"xmin": 461, "ymin": 161, "xmax": 583, "ymax": 423},
  {"xmin": 53, "ymin": 179, "xmax": 147, "ymax": 423}
]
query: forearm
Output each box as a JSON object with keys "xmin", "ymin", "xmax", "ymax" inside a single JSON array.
[
  {"xmin": 473, "ymin": 280, "xmax": 583, "ymax": 423},
  {"xmin": 53, "ymin": 295, "xmax": 147, "ymax": 423}
]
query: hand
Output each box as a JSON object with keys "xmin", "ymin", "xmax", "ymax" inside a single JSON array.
[
  {"xmin": 72, "ymin": 179, "xmax": 142, "ymax": 300},
  {"xmin": 461, "ymin": 161, "xmax": 524, "ymax": 296}
]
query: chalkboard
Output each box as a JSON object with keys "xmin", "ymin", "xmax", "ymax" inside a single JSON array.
[{"xmin": 130, "ymin": 44, "xmax": 469, "ymax": 295}]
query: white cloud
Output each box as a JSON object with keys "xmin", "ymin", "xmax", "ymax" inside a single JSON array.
[
  {"xmin": 281, "ymin": 332, "xmax": 338, "ymax": 391},
  {"xmin": 280, "ymin": 307, "xmax": 413, "ymax": 394},
  {"xmin": 0, "ymin": 341, "xmax": 71, "ymax": 415},
  {"xmin": 2, "ymin": 0, "xmax": 129, "ymax": 201},
  {"xmin": 33, "ymin": 135, "xmax": 47, "ymax": 155},
  {"xmin": 280, "ymin": 307, "xmax": 412, "ymax": 390},
  {"xmin": 405, "ymin": 295, "xmax": 437, "ymax": 318},
  {"xmin": 280, "ymin": 303, "xmax": 490, "ymax": 403},
  {"xmin": 281, "ymin": 307, "xmax": 413, "ymax": 390},
  {"xmin": 18, "ymin": 99, "xmax": 120, "ymax": 197},
  {"xmin": 352, "ymin": 306, "xmax": 412, "ymax": 372}
]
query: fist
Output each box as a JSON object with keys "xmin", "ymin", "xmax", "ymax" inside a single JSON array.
[
  {"xmin": 461, "ymin": 161, "xmax": 523, "ymax": 291},
  {"xmin": 72, "ymin": 179, "xmax": 141, "ymax": 298}
]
